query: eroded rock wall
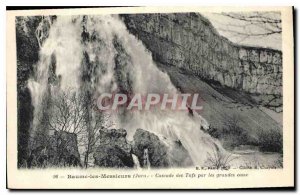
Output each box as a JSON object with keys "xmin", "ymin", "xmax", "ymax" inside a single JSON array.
[{"xmin": 122, "ymin": 13, "xmax": 282, "ymax": 110}]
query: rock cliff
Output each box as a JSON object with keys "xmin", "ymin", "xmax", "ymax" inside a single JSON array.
[{"xmin": 122, "ymin": 13, "xmax": 282, "ymax": 112}]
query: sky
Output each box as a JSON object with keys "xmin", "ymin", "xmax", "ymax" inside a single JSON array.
[{"xmin": 201, "ymin": 12, "xmax": 282, "ymax": 51}]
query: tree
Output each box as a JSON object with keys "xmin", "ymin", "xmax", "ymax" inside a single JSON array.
[
  {"xmin": 81, "ymin": 111, "xmax": 114, "ymax": 168},
  {"xmin": 34, "ymin": 89, "xmax": 113, "ymax": 168},
  {"xmin": 46, "ymin": 90, "xmax": 88, "ymax": 134},
  {"xmin": 30, "ymin": 90, "xmax": 88, "ymax": 167}
]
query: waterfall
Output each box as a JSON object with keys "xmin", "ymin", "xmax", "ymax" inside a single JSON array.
[
  {"xmin": 28, "ymin": 14, "xmax": 226, "ymax": 166},
  {"xmin": 132, "ymin": 154, "xmax": 141, "ymax": 169},
  {"xmin": 143, "ymin": 148, "xmax": 151, "ymax": 169}
]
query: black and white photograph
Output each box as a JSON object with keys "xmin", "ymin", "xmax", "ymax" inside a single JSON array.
[{"xmin": 6, "ymin": 6, "xmax": 294, "ymax": 189}]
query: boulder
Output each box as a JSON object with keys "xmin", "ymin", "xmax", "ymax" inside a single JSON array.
[
  {"xmin": 94, "ymin": 128, "xmax": 194, "ymax": 169},
  {"xmin": 93, "ymin": 129, "xmax": 134, "ymax": 168},
  {"xmin": 132, "ymin": 129, "xmax": 169, "ymax": 168}
]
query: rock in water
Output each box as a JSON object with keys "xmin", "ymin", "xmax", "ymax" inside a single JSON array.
[
  {"xmin": 28, "ymin": 130, "xmax": 81, "ymax": 168},
  {"xmin": 94, "ymin": 128, "xmax": 193, "ymax": 168},
  {"xmin": 93, "ymin": 129, "xmax": 134, "ymax": 168},
  {"xmin": 133, "ymin": 129, "xmax": 169, "ymax": 168}
]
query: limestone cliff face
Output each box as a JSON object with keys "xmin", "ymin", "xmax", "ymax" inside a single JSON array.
[{"xmin": 122, "ymin": 13, "xmax": 282, "ymax": 111}]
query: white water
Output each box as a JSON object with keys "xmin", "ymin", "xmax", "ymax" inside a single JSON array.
[
  {"xmin": 28, "ymin": 15, "xmax": 226, "ymax": 166},
  {"xmin": 143, "ymin": 148, "xmax": 151, "ymax": 169},
  {"xmin": 132, "ymin": 154, "xmax": 141, "ymax": 169}
]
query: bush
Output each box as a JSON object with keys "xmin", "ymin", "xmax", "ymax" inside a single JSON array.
[
  {"xmin": 206, "ymin": 127, "xmax": 221, "ymax": 139},
  {"xmin": 205, "ymin": 148, "xmax": 237, "ymax": 169},
  {"xmin": 206, "ymin": 114, "xmax": 252, "ymax": 150},
  {"xmin": 257, "ymin": 129, "xmax": 283, "ymax": 153},
  {"xmin": 206, "ymin": 116, "xmax": 283, "ymax": 153}
]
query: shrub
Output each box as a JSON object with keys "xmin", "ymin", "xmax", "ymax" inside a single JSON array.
[
  {"xmin": 206, "ymin": 114, "xmax": 252, "ymax": 150},
  {"xmin": 257, "ymin": 129, "xmax": 283, "ymax": 153},
  {"xmin": 205, "ymin": 148, "xmax": 238, "ymax": 169},
  {"xmin": 206, "ymin": 127, "xmax": 221, "ymax": 139}
]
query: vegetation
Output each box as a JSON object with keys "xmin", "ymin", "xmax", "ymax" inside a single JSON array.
[
  {"xmin": 30, "ymin": 89, "xmax": 113, "ymax": 168},
  {"xmin": 257, "ymin": 129, "xmax": 283, "ymax": 153},
  {"xmin": 206, "ymin": 114, "xmax": 282, "ymax": 153},
  {"xmin": 207, "ymin": 114, "xmax": 252, "ymax": 150},
  {"xmin": 205, "ymin": 147, "xmax": 237, "ymax": 169}
]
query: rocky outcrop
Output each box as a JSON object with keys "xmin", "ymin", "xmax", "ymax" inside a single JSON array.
[
  {"xmin": 122, "ymin": 13, "xmax": 282, "ymax": 111},
  {"xmin": 113, "ymin": 36, "xmax": 134, "ymax": 94},
  {"xmin": 27, "ymin": 130, "xmax": 81, "ymax": 168},
  {"xmin": 132, "ymin": 129, "xmax": 170, "ymax": 168},
  {"xmin": 93, "ymin": 129, "xmax": 134, "ymax": 168},
  {"xmin": 93, "ymin": 128, "xmax": 194, "ymax": 168},
  {"xmin": 132, "ymin": 129, "xmax": 193, "ymax": 168}
]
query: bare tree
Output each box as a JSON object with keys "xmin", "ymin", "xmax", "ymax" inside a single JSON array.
[
  {"xmin": 30, "ymin": 90, "xmax": 89, "ymax": 167},
  {"xmin": 33, "ymin": 89, "xmax": 114, "ymax": 168},
  {"xmin": 46, "ymin": 90, "xmax": 88, "ymax": 134},
  {"xmin": 81, "ymin": 111, "xmax": 114, "ymax": 168}
]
